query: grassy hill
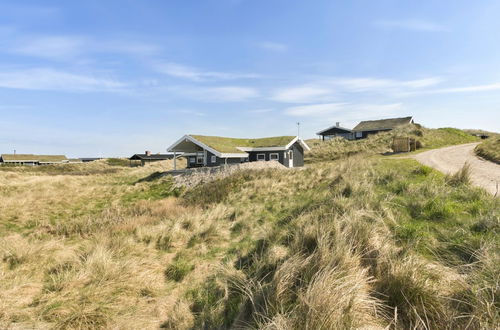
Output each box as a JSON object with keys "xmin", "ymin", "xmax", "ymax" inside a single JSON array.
[
  {"xmin": 0, "ymin": 128, "xmax": 498, "ymax": 329},
  {"xmin": 306, "ymin": 124, "xmax": 479, "ymax": 162}
]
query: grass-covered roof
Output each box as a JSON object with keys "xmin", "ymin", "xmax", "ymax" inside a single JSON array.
[
  {"xmin": 1, "ymin": 154, "xmax": 68, "ymax": 162},
  {"xmin": 190, "ymin": 135, "xmax": 296, "ymax": 153},
  {"xmin": 353, "ymin": 116, "xmax": 413, "ymax": 132}
]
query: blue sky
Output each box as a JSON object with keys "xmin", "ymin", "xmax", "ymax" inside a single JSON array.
[{"xmin": 1, "ymin": 0, "xmax": 499, "ymax": 157}]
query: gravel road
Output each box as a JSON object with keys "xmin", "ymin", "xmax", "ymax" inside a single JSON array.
[{"xmin": 414, "ymin": 142, "xmax": 500, "ymax": 196}]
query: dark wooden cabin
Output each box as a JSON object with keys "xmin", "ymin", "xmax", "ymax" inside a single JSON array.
[
  {"xmin": 352, "ymin": 116, "xmax": 414, "ymax": 139},
  {"xmin": 129, "ymin": 151, "xmax": 175, "ymax": 166}
]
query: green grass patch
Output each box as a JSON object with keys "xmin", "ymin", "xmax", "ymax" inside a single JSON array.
[
  {"xmin": 122, "ymin": 177, "xmax": 181, "ymax": 204},
  {"xmin": 165, "ymin": 257, "xmax": 195, "ymax": 282}
]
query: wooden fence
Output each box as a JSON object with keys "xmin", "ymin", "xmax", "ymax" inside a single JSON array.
[{"xmin": 392, "ymin": 137, "xmax": 417, "ymax": 153}]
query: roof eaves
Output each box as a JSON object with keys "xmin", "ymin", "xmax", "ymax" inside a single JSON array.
[{"xmin": 316, "ymin": 125, "xmax": 352, "ymax": 135}]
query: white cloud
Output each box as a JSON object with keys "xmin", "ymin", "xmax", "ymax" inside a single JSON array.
[
  {"xmin": 155, "ymin": 62, "xmax": 260, "ymax": 82},
  {"xmin": 271, "ymin": 86, "xmax": 334, "ymax": 103},
  {"xmin": 248, "ymin": 108, "xmax": 274, "ymax": 114},
  {"xmin": 258, "ymin": 41, "xmax": 288, "ymax": 52},
  {"xmin": 285, "ymin": 102, "xmax": 402, "ymax": 118},
  {"xmin": 175, "ymin": 85, "xmax": 259, "ymax": 102},
  {"xmin": 6, "ymin": 34, "xmax": 160, "ymax": 60},
  {"xmin": 271, "ymin": 77, "xmax": 443, "ymax": 103},
  {"xmin": 374, "ymin": 19, "xmax": 448, "ymax": 32},
  {"xmin": 0, "ymin": 68, "xmax": 125, "ymax": 92},
  {"xmin": 12, "ymin": 36, "xmax": 86, "ymax": 59},
  {"xmin": 328, "ymin": 77, "xmax": 443, "ymax": 92},
  {"xmin": 285, "ymin": 103, "xmax": 347, "ymax": 116},
  {"xmin": 429, "ymin": 82, "xmax": 500, "ymax": 94}
]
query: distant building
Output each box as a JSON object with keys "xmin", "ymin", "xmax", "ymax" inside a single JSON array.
[
  {"xmin": 316, "ymin": 122, "xmax": 353, "ymax": 141},
  {"xmin": 0, "ymin": 154, "xmax": 68, "ymax": 166},
  {"xmin": 80, "ymin": 158, "xmax": 102, "ymax": 162},
  {"xmin": 352, "ymin": 116, "xmax": 414, "ymax": 139},
  {"xmin": 129, "ymin": 151, "xmax": 175, "ymax": 166},
  {"xmin": 168, "ymin": 135, "xmax": 310, "ymax": 168}
]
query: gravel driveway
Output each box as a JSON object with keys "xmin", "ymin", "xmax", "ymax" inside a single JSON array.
[{"xmin": 414, "ymin": 142, "xmax": 500, "ymax": 196}]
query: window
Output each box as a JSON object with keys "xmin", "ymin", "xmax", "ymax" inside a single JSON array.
[
  {"xmin": 355, "ymin": 132, "xmax": 362, "ymax": 138},
  {"xmin": 189, "ymin": 157, "xmax": 195, "ymax": 164},
  {"xmin": 211, "ymin": 155, "xmax": 217, "ymax": 163},
  {"xmin": 257, "ymin": 154, "xmax": 266, "ymax": 161},
  {"xmin": 270, "ymin": 153, "xmax": 279, "ymax": 161},
  {"xmin": 196, "ymin": 154, "xmax": 204, "ymax": 164}
]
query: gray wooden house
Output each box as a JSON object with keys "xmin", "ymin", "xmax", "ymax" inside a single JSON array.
[
  {"xmin": 317, "ymin": 122, "xmax": 353, "ymax": 140},
  {"xmin": 168, "ymin": 135, "xmax": 310, "ymax": 168},
  {"xmin": 352, "ymin": 116, "xmax": 414, "ymax": 139}
]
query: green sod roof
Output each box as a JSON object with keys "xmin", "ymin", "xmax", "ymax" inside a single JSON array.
[
  {"xmin": 190, "ymin": 135, "xmax": 296, "ymax": 153},
  {"xmin": 353, "ymin": 116, "xmax": 413, "ymax": 132},
  {"xmin": 1, "ymin": 154, "xmax": 68, "ymax": 162}
]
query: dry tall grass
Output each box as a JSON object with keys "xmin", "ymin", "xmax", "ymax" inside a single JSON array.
[{"xmin": 0, "ymin": 141, "xmax": 498, "ymax": 329}]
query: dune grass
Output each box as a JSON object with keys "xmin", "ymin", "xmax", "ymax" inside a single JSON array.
[
  {"xmin": 475, "ymin": 136, "xmax": 500, "ymax": 164},
  {"xmin": 0, "ymin": 129, "xmax": 498, "ymax": 329}
]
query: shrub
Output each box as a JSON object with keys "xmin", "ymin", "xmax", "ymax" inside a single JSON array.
[{"xmin": 446, "ymin": 163, "xmax": 471, "ymax": 187}]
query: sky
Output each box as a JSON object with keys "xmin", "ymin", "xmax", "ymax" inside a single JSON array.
[{"xmin": 0, "ymin": 0, "xmax": 499, "ymax": 157}]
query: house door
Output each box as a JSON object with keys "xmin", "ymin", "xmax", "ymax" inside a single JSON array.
[{"xmin": 288, "ymin": 150, "xmax": 293, "ymax": 168}]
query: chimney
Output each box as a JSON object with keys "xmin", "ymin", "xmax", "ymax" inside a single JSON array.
[
  {"xmin": 336, "ymin": 122, "xmax": 340, "ymax": 127},
  {"xmin": 145, "ymin": 150, "xmax": 151, "ymax": 156}
]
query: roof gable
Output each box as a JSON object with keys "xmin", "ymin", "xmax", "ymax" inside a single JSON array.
[
  {"xmin": 316, "ymin": 125, "xmax": 352, "ymax": 135},
  {"xmin": 353, "ymin": 116, "xmax": 413, "ymax": 132}
]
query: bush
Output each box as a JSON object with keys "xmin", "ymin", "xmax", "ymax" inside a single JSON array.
[{"xmin": 446, "ymin": 163, "xmax": 471, "ymax": 187}]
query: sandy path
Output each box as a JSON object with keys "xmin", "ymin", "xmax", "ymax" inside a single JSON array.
[{"xmin": 414, "ymin": 143, "xmax": 500, "ymax": 196}]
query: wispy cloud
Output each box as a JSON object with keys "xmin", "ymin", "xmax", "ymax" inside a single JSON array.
[
  {"xmin": 247, "ymin": 108, "xmax": 274, "ymax": 114},
  {"xmin": 155, "ymin": 62, "xmax": 260, "ymax": 82},
  {"xmin": 428, "ymin": 82, "xmax": 500, "ymax": 94},
  {"xmin": 328, "ymin": 77, "xmax": 443, "ymax": 92},
  {"xmin": 374, "ymin": 19, "xmax": 448, "ymax": 32},
  {"xmin": 285, "ymin": 103, "xmax": 347, "ymax": 116},
  {"xmin": 257, "ymin": 41, "xmax": 288, "ymax": 52},
  {"xmin": 12, "ymin": 36, "xmax": 86, "ymax": 59},
  {"xmin": 172, "ymin": 85, "xmax": 259, "ymax": 102},
  {"xmin": 5, "ymin": 34, "xmax": 160, "ymax": 60},
  {"xmin": 271, "ymin": 86, "xmax": 334, "ymax": 103},
  {"xmin": 178, "ymin": 109, "xmax": 206, "ymax": 117},
  {"xmin": 285, "ymin": 102, "xmax": 402, "ymax": 117},
  {"xmin": 271, "ymin": 76, "xmax": 443, "ymax": 103},
  {"xmin": 0, "ymin": 68, "xmax": 125, "ymax": 92}
]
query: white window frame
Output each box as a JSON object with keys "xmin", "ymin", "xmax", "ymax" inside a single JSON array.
[
  {"xmin": 269, "ymin": 153, "xmax": 279, "ymax": 161},
  {"xmin": 211, "ymin": 155, "xmax": 217, "ymax": 163},
  {"xmin": 189, "ymin": 157, "xmax": 195, "ymax": 164},
  {"xmin": 355, "ymin": 131, "xmax": 362, "ymax": 138},
  {"xmin": 196, "ymin": 153, "xmax": 204, "ymax": 164},
  {"xmin": 288, "ymin": 150, "xmax": 293, "ymax": 160},
  {"xmin": 256, "ymin": 153, "xmax": 266, "ymax": 161}
]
